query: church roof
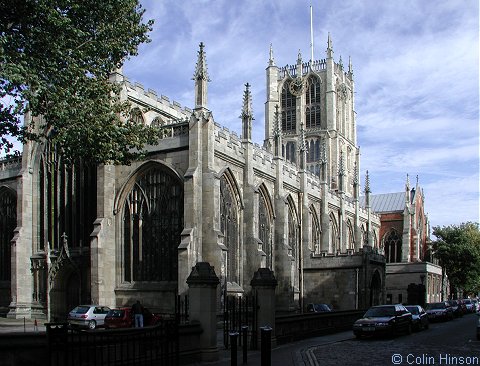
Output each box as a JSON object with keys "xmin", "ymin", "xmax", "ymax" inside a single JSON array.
[{"xmin": 360, "ymin": 192, "xmax": 405, "ymax": 213}]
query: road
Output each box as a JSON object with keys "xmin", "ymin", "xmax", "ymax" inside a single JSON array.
[{"xmin": 308, "ymin": 313, "xmax": 480, "ymax": 366}]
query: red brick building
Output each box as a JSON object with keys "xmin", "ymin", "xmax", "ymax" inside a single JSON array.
[{"xmin": 364, "ymin": 175, "xmax": 446, "ymax": 305}]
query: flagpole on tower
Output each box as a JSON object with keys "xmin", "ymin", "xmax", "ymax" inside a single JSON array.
[{"xmin": 310, "ymin": 4, "xmax": 314, "ymax": 62}]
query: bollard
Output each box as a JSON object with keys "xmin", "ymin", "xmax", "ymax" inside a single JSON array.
[
  {"xmin": 241, "ymin": 326, "xmax": 248, "ymax": 364},
  {"xmin": 260, "ymin": 326, "xmax": 272, "ymax": 366},
  {"xmin": 229, "ymin": 331, "xmax": 239, "ymax": 366}
]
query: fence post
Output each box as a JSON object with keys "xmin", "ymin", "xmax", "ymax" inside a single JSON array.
[
  {"xmin": 241, "ymin": 325, "xmax": 248, "ymax": 364},
  {"xmin": 250, "ymin": 268, "xmax": 278, "ymax": 349},
  {"xmin": 186, "ymin": 262, "xmax": 220, "ymax": 362},
  {"xmin": 229, "ymin": 331, "xmax": 239, "ymax": 366},
  {"xmin": 260, "ymin": 326, "xmax": 272, "ymax": 366}
]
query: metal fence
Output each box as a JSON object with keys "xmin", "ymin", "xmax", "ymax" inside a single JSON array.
[
  {"xmin": 223, "ymin": 294, "xmax": 258, "ymax": 350},
  {"xmin": 47, "ymin": 319, "xmax": 178, "ymax": 366}
]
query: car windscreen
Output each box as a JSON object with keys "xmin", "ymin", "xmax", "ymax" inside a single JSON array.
[
  {"xmin": 364, "ymin": 307, "xmax": 395, "ymax": 317},
  {"xmin": 406, "ymin": 307, "xmax": 419, "ymax": 315},
  {"xmin": 426, "ymin": 303, "xmax": 445, "ymax": 309}
]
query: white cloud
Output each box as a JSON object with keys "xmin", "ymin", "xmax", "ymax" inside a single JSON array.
[{"xmin": 123, "ymin": 0, "xmax": 479, "ymax": 228}]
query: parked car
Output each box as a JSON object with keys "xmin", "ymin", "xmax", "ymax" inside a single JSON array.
[
  {"xmin": 425, "ymin": 302, "xmax": 454, "ymax": 321},
  {"xmin": 104, "ymin": 307, "xmax": 163, "ymax": 329},
  {"xmin": 352, "ymin": 304, "xmax": 412, "ymax": 338},
  {"xmin": 306, "ymin": 303, "xmax": 332, "ymax": 313},
  {"xmin": 405, "ymin": 305, "xmax": 429, "ymax": 331},
  {"xmin": 472, "ymin": 299, "xmax": 480, "ymax": 312},
  {"xmin": 457, "ymin": 299, "xmax": 468, "ymax": 315},
  {"xmin": 67, "ymin": 305, "xmax": 111, "ymax": 330},
  {"xmin": 463, "ymin": 299, "xmax": 475, "ymax": 313},
  {"xmin": 447, "ymin": 300, "xmax": 463, "ymax": 317}
]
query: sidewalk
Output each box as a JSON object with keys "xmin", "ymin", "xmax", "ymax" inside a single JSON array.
[{"xmin": 198, "ymin": 330, "xmax": 354, "ymax": 366}]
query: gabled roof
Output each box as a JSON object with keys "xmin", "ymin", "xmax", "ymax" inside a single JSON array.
[{"xmin": 360, "ymin": 192, "xmax": 405, "ymax": 213}]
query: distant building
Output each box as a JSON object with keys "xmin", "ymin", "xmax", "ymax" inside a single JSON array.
[{"xmin": 361, "ymin": 176, "xmax": 445, "ymax": 306}]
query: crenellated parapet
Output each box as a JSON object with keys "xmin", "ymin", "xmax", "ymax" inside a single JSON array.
[{"xmin": 124, "ymin": 78, "xmax": 192, "ymax": 125}]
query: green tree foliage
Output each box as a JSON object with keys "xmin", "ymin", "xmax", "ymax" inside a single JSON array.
[
  {"xmin": 0, "ymin": 0, "xmax": 158, "ymax": 164},
  {"xmin": 433, "ymin": 222, "xmax": 480, "ymax": 296}
]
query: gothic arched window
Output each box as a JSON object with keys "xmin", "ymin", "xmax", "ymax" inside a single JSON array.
[
  {"xmin": 281, "ymin": 82, "xmax": 296, "ymax": 132},
  {"xmin": 347, "ymin": 221, "xmax": 355, "ymax": 250},
  {"xmin": 305, "ymin": 76, "xmax": 321, "ymax": 128},
  {"xmin": 129, "ymin": 108, "xmax": 145, "ymax": 125},
  {"xmin": 0, "ymin": 188, "xmax": 16, "ymax": 281},
  {"xmin": 329, "ymin": 213, "xmax": 339, "ymax": 253},
  {"xmin": 220, "ymin": 175, "xmax": 239, "ymax": 283},
  {"xmin": 288, "ymin": 205, "xmax": 298, "ymax": 259},
  {"xmin": 258, "ymin": 189, "xmax": 272, "ymax": 269},
  {"xmin": 383, "ymin": 228, "xmax": 402, "ymax": 263},
  {"xmin": 123, "ymin": 165, "xmax": 183, "ymax": 282},
  {"xmin": 284, "ymin": 141, "xmax": 296, "ymax": 164},
  {"xmin": 310, "ymin": 206, "xmax": 321, "ymax": 254}
]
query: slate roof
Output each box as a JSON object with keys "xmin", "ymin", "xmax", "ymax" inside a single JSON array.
[{"xmin": 359, "ymin": 192, "xmax": 405, "ymax": 213}]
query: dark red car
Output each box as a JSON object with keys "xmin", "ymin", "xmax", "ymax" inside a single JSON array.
[{"xmin": 104, "ymin": 307, "xmax": 163, "ymax": 329}]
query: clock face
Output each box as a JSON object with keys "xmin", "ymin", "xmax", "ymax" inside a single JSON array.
[{"xmin": 289, "ymin": 77, "xmax": 307, "ymax": 96}]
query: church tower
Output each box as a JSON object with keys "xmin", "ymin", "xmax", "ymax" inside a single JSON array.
[{"xmin": 265, "ymin": 35, "xmax": 358, "ymax": 198}]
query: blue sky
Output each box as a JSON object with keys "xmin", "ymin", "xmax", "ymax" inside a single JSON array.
[{"xmin": 124, "ymin": 0, "xmax": 479, "ymax": 229}]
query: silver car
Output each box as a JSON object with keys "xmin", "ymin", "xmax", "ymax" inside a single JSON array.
[{"xmin": 67, "ymin": 305, "xmax": 111, "ymax": 330}]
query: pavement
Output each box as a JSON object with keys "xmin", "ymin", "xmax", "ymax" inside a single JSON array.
[
  {"xmin": 0, "ymin": 316, "xmax": 354, "ymax": 365},
  {"xmin": 198, "ymin": 330, "xmax": 354, "ymax": 366}
]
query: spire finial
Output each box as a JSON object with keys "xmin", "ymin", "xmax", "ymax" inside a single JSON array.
[
  {"xmin": 406, "ymin": 174, "xmax": 410, "ymax": 190},
  {"xmin": 348, "ymin": 56, "xmax": 353, "ymax": 75},
  {"xmin": 193, "ymin": 42, "xmax": 210, "ymax": 81},
  {"xmin": 297, "ymin": 49, "xmax": 302, "ymax": 64},
  {"xmin": 240, "ymin": 82, "xmax": 254, "ymax": 141},
  {"xmin": 269, "ymin": 43, "xmax": 275, "ymax": 66},
  {"xmin": 353, "ymin": 161, "xmax": 358, "ymax": 186},
  {"xmin": 338, "ymin": 55, "xmax": 344, "ymax": 70},
  {"xmin": 320, "ymin": 140, "xmax": 327, "ymax": 165},
  {"xmin": 338, "ymin": 151, "xmax": 345, "ymax": 176},
  {"xmin": 364, "ymin": 170, "xmax": 371, "ymax": 194},
  {"xmin": 240, "ymin": 82, "xmax": 253, "ymax": 119},
  {"xmin": 326, "ymin": 33, "xmax": 334, "ymax": 59}
]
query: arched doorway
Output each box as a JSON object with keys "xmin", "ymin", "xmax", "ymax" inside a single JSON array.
[{"xmin": 0, "ymin": 187, "xmax": 16, "ymax": 313}]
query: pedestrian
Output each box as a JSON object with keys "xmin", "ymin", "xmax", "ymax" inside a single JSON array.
[{"xmin": 132, "ymin": 300, "xmax": 144, "ymax": 328}]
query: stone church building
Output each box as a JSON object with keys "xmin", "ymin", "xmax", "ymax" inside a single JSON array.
[{"xmin": 0, "ymin": 36, "xmax": 385, "ymax": 321}]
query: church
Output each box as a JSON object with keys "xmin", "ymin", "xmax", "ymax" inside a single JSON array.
[{"xmin": 0, "ymin": 36, "xmax": 385, "ymax": 320}]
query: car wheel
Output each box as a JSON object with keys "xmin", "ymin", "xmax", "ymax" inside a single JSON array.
[{"xmin": 88, "ymin": 320, "xmax": 96, "ymax": 330}]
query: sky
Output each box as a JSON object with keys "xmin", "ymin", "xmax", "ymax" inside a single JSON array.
[{"xmin": 122, "ymin": 0, "xmax": 479, "ymax": 229}]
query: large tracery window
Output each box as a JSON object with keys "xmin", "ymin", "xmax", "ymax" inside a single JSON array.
[
  {"xmin": 281, "ymin": 82, "xmax": 297, "ymax": 132},
  {"xmin": 310, "ymin": 207, "xmax": 321, "ymax": 254},
  {"xmin": 220, "ymin": 175, "xmax": 239, "ymax": 284},
  {"xmin": 259, "ymin": 190, "xmax": 272, "ymax": 269},
  {"xmin": 0, "ymin": 188, "xmax": 16, "ymax": 281},
  {"xmin": 383, "ymin": 228, "xmax": 402, "ymax": 263},
  {"xmin": 123, "ymin": 165, "xmax": 183, "ymax": 282},
  {"xmin": 39, "ymin": 145, "xmax": 97, "ymax": 252},
  {"xmin": 305, "ymin": 76, "xmax": 321, "ymax": 129},
  {"xmin": 288, "ymin": 206, "xmax": 298, "ymax": 259}
]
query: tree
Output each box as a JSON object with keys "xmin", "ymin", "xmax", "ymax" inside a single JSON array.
[
  {"xmin": 432, "ymin": 222, "xmax": 480, "ymax": 297},
  {"xmin": 0, "ymin": 0, "xmax": 157, "ymax": 164}
]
